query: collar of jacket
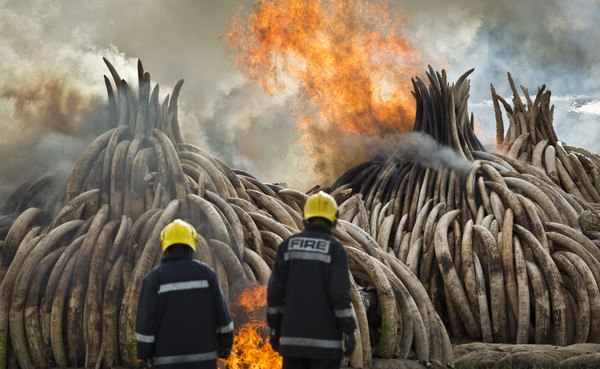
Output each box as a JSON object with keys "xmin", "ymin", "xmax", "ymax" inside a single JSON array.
[
  {"xmin": 161, "ymin": 252, "xmax": 194, "ymax": 263},
  {"xmin": 304, "ymin": 221, "xmax": 333, "ymax": 234}
]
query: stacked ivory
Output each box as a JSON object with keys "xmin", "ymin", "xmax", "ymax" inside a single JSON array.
[
  {"xmin": 328, "ymin": 67, "xmax": 600, "ymax": 350},
  {"xmin": 0, "ymin": 59, "xmax": 453, "ymax": 369}
]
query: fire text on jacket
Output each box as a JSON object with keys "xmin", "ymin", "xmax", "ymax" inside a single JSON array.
[{"xmin": 288, "ymin": 237, "xmax": 330, "ymax": 253}]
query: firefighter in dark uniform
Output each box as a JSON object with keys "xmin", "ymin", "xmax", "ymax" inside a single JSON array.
[
  {"xmin": 135, "ymin": 219, "xmax": 234, "ymax": 369},
  {"xmin": 267, "ymin": 191, "xmax": 357, "ymax": 369}
]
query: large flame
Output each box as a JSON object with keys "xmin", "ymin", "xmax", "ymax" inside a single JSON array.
[
  {"xmin": 220, "ymin": 284, "xmax": 282, "ymax": 369},
  {"xmin": 227, "ymin": 0, "xmax": 422, "ymax": 182}
]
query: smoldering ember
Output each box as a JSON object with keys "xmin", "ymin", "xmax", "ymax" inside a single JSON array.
[{"xmin": 2, "ymin": 54, "xmax": 600, "ymax": 369}]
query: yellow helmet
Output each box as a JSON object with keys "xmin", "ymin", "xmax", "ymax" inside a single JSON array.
[
  {"xmin": 303, "ymin": 191, "xmax": 338, "ymax": 225},
  {"xmin": 160, "ymin": 219, "xmax": 197, "ymax": 252}
]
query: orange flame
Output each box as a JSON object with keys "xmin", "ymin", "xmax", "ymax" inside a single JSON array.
[
  {"xmin": 226, "ymin": 0, "xmax": 423, "ymax": 182},
  {"xmin": 220, "ymin": 284, "xmax": 282, "ymax": 369}
]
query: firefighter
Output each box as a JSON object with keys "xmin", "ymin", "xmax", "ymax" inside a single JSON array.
[
  {"xmin": 267, "ymin": 191, "xmax": 357, "ymax": 369},
  {"xmin": 135, "ymin": 219, "xmax": 234, "ymax": 369}
]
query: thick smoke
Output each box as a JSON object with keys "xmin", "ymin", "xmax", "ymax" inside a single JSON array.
[
  {"xmin": 0, "ymin": 1, "xmax": 119, "ymax": 205},
  {"xmin": 362, "ymin": 132, "xmax": 474, "ymax": 173},
  {"xmin": 1, "ymin": 0, "xmax": 599, "ymax": 206}
]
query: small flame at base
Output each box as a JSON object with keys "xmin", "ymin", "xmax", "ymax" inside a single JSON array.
[{"xmin": 219, "ymin": 284, "xmax": 282, "ymax": 369}]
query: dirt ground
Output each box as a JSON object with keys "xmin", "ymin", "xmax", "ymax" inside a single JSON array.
[
  {"xmin": 346, "ymin": 342, "xmax": 600, "ymax": 369},
  {"xmin": 49, "ymin": 342, "xmax": 600, "ymax": 369}
]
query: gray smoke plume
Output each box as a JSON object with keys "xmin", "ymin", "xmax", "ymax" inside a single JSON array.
[
  {"xmin": 1, "ymin": 0, "xmax": 599, "ymax": 206},
  {"xmin": 362, "ymin": 132, "xmax": 474, "ymax": 173}
]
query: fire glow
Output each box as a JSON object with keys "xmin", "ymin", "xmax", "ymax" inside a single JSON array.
[
  {"xmin": 227, "ymin": 0, "xmax": 423, "ymax": 181},
  {"xmin": 220, "ymin": 284, "xmax": 282, "ymax": 369}
]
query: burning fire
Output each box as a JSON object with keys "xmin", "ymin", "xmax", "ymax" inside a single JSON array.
[
  {"xmin": 220, "ymin": 284, "xmax": 282, "ymax": 369},
  {"xmin": 226, "ymin": 0, "xmax": 423, "ymax": 182}
]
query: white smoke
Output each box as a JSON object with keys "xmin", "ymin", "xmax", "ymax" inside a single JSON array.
[
  {"xmin": 573, "ymin": 101, "xmax": 600, "ymax": 116},
  {"xmin": 1, "ymin": 0, "xmax": 599, "ymax": 206},
  {"xmin": 361, "ymin": 132, "xmax": 474, "ymax": 173},
  {"xmin": 0, "ymin": 1, "xmax": 129, "ymax": 204}
]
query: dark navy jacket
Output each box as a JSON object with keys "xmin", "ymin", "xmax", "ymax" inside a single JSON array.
[
  {"xmin": 266, "ymin": 222, "xmax": 356, "ymax": 359},
  {"xmin": 135, "ymin": 253, "xmax": 233, "ymax": 368}
]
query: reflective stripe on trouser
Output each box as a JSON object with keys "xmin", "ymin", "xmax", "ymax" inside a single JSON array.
[
  {"xmin": 135, "ymin": 332, "xmax": 155, "ymax": 343},
  {"xmin": 153, "ymin": 351, "xmax": 218, "ymax": 365},
  {"xmin": 217, "ymin": 321, "xmax": 234, "ymax": 333},
  {"xmin": 267, "ymin": 306, "xmax": 284, "ymax": 314},
  {"xmin": 280, "ymin": 336, "xmax": 342, "ymax": 349},
  {"xmin": 334, "ymin": 308, "xmax": 353, "ymax": 318}
]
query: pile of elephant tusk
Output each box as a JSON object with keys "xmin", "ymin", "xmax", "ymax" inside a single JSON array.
[
  {"xmin": 1, "ymin": 59, "xmax": 600, "ymax": 369},
  {"xmin": 328, "ymin": 67, "xmax": 600, "ymax": 355}
]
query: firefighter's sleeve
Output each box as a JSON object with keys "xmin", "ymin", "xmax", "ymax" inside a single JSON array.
[
  {"xmin": 209, "ymin": 268, "xmax": 234, "ymax": 352},
  {"xmin": 135, "ymin": 272, "xmax": 159, "ymax": 360},
  {"xmin": 266, "ymin": 240, "xmax": 287, "ymax": 331},
  {"xmin": 330, "ymin": 243, "xmax": 357, "ymax": 334}
]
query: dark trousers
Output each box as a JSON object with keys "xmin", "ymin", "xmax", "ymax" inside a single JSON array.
[{"xmin": 282, "ymin": 357, "xmax": 341, "ymax": 369}]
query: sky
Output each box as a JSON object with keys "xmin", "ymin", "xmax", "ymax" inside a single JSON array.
[{"xmin": 0, "ymin": 0, "xmax": 599, "ymax": 206}]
